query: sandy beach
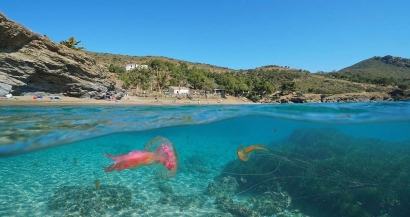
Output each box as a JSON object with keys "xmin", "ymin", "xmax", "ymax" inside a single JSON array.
[{"xmin": 0, "ymin": 95, "xmax": 252, "ymax": 106}]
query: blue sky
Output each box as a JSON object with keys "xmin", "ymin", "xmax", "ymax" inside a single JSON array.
[{"xmin": 1, "ymin": 0, "xmax": 409, "ymax": 72}]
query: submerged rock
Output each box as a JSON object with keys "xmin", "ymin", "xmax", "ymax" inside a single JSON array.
[
  {"xmin": 245, "ymin": 191, "xmax": 292, "ymax": 216},
  {"xmin": 48, "ymin": 185, "xmax": 132, "ymax": 216},
  {"xmin": 205, "ymin": 176, "xmax": 239, "ymax": 197},
  {"xmin": 215, "ymin": 196, "xmax": 261, "ymax": 217},
  {"xmin": 0, "ymin": 12, "xmax": 115, "ymax": 98},
  {"xmin": 157, "ymin": 194, "xmax": 205, "ymax": 211},
  {"xmin": 157, "ymin": 181, "xmax": 174, "ymax": 195}
]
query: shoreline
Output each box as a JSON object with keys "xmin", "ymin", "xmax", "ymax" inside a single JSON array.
[
  {"xmin": 0, "ymin": 95, "xmax": 252, "ymax": 106},
  {"xmin": 0, "ymin": 91, "xmax": 405, "ymax": 106}
]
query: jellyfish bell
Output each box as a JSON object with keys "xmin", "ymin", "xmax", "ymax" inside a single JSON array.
[
  {"xmin": 237, "ymin": 146, "xmax": 250, "ymax": 162},
  {"xmin": 145, "ymin": 136, "xmax": 179, "ymax": 178},
  {"xmin": 237, "ymin": 144, "xmax": 269, "ymax": 162}
]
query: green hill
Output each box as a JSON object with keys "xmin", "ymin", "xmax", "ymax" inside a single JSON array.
[
  {"xmin": 327, "ymin": 55, "xmax": 410, "ymax": 89},
  {"xmin": 82, "ymin": 51, "xmax": 409, "ymax": 101},
  {"xmin": 84, "ymin": 51, "xmax": 372, "ymax": 93},
  {"xmin": 83, "ymin": 51, "xmax": 233, "ymax": 73}
]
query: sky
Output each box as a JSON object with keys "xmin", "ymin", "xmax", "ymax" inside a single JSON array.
[{"xmin": 1, "ymin": 0, "xmax": 409, "ymax": 72}]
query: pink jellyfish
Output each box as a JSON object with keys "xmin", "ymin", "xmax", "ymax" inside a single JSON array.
[{"xmin": 103, "ymin": 136, "xmax": 178, "ymax": 178}]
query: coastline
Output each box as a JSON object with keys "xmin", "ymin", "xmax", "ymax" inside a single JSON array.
[
  {"xmin": 0, "ymin": 95, "xmax": 252, "ymax": 106},
  {"xmin": 0, "ymin": 91, "xmax": 403, "ymax": 106}
]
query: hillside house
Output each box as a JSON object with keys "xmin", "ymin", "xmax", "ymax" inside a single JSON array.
[
  {"xmin": 214, "ymin": 88, "xmax": 226, "ymax": 98},
  {"xmin": 125, "ymin": 64, "xmax": 149, "ymax": 71},
  {"xmin": 168, "ymin": 86, "xmax": 190, "ymax": 95}
]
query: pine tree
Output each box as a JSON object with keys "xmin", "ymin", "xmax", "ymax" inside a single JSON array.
[{"xmin": 60, "ymin": 36, "xmax": 84, "ymax": 50}]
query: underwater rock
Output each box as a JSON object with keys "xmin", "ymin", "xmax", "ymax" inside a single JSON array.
[
  {"xmin": 48, "ymin": 185, "xmax": 132, "ymax": 216},
  {"xmin": 215, "ymin": 196, "xmax": 261, "ymax": 217},
  {"xmin": 157, "ymin": 181, "xmax": 173, "ymax": 195},
  {"xmin": 245, "ymin": 191, "xmax": 292, "ymax": 216},
  {"xmin": 157, "ymin": 194, "xmax": 205, "ymax": 211},
  {"xmin": 205, "ymin": 176, "xmax": 239, "ymax": 197}
]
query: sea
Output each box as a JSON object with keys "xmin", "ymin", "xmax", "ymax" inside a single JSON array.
[{"xmin": 0, "ymin": 102, "xmax": 410, "ymax": 217}]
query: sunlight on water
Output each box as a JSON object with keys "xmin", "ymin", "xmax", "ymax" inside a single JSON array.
[{"xmin": 0, "ymin": 102, "xmax": 410, "ymax": 216}]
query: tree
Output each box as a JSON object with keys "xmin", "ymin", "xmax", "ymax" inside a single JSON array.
[
  {"xmin": 254, "ymin": 81, "xmax": 274, "ymax": 96},
  {"xmin": 149, "ymin": 59, "xmax": 168, "ymax": 93},
  {"xmin": 108, "ymin": 57, "xmax": 125, "ymax": 73},
  {"xmin": 203, "ymin": 78, "xmax": 217, "ymax": 92},
  {"xmin": 281, "ymin": 81, "xmax": 297, "ymax": 94},
  {"xmin": 118, "ymin": 68, "xmax": 153, "ymax": 92},
  {"xmin": 60, "ymin": 36, "xmax": 84, "ymax": 50},
  {"xmin": 108, "ymin": 64, "xmax": 126, "ymax": 73},
  {"xmin": 187, "ymin": 67, "xmax": 206, "ymax": 89}
]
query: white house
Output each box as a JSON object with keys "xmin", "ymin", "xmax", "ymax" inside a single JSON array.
[
  {"xmin": 125, "ymin": 64, "xmax": 136, "ymax": 71},
  {"xmin": 168, "ymin": 86, "xmax": 190, "ymax": 94},
  {"xmin": 125, "ymin": 64, "xmax": 149, "ymax": 71}
]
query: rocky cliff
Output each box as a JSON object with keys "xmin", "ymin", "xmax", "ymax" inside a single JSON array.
[{"xmin": 0, "ymin": 12, "xmax": 116, "ymax": 99}]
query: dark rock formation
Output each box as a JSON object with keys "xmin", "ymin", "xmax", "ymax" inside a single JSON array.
[
  {"xmin": 321, "ymin": 92, "xmax": 391, "ymax": 103},
  {"xmin": 206, "ymin": 176, "xmax": 239, "ymax": 197},
  {"xmin": 390, "ymin": 89, "xmax": 410, "ymax": 101},
  {"xmin": 0, "ymin": 12, "xmax": 115, "ymax": 98},
  {"xmin": 269, "ymin": 92, "xmax": 393, "ymax": 103},
  {"xmin": 215, "ymin": 196, "xmax": 261, "ymax": 217}
]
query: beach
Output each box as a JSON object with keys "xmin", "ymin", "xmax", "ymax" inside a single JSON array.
[{"xmin": 0, "ymin": 95, "xmax": 252, "ymax": 106}]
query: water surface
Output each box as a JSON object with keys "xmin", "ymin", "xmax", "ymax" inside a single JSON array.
[{"xmin": 1, "ymin": 103, "xmax": 410, "ymax": 216}]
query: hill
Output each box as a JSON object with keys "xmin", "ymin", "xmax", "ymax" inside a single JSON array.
[
  {"xmin": 83, "ymin": 51, "xmax": 233, "ymax": 73},
  {"xmin": 84, "ymin": 51, "xmax": 389, "ymax": 97},
  {"xmin": 326, "ymin": 55, "xmax": 410, "ymax": 89},
  {"xmin": 80, "ymin": 52, "xmax": 408, "ymax": 102}
]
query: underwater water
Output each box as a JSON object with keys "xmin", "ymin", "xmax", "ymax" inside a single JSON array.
[{"xmin": 1, "ymin": 102, "xmax": 410, "ymax": 217}]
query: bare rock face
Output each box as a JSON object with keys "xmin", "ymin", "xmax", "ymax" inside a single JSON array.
[
  {"xmin": 321, "ymin": 92, "xmax": 391, "ymax": 103},
  {"xmin": 0, "ymin": 12, "xmax": 115, "ymax": 98}
]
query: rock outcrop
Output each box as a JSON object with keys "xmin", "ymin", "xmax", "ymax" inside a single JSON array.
[
  {"xmin": 267, "ymin": 92, "xmax": 393, "ymax": 104},
  {"xmin": 321, "ymin": 92, "xmax": 392, "ymax": 103},
  {"xmin": 0, "ymin": 12, "xmax": 115, "ymax": 98}
]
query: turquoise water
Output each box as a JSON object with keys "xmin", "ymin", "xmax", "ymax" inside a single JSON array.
[{"xmin": 1, "ymin": 103, "xmax": 410, "ymax": 216}]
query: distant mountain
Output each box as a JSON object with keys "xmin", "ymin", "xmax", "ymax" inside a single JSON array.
[{"xmin": 328, "ymin": 55, "xmax": 410, "ymax": 88}]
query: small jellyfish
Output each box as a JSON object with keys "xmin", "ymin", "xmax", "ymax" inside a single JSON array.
[
  {"xmin": 237, "ymin": 144, "xmax": 269, "ymax": 162},
  {"xmin": 94, "ymin": 179, "xmax": 100, "ymax": 190},
  {"xmin": 73, "ymin": 158, "xmax": 77, "ymax": 166},
  {"xmin": 240, "ymin": 176, "xmax": 247, "ymax": 183},
  {"xmin": 33, "ymin": 162, "xmax": 39, "ymax": 167},
  {"xmin": 103, "ymin": 136, "xmax": 179, "ymax": 178}
]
